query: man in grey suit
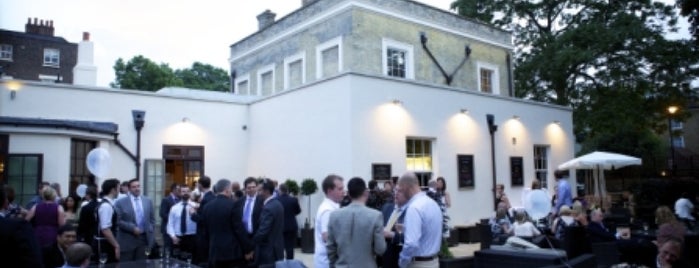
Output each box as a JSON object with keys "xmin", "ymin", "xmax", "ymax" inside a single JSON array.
[
  {"xmin": 327, "ymin": 177, "xmax": 386, "ymax": 268},
  {"xmin": 114, "ymin": 178, "xmax": 155, "ymax": 261},
  {"xmin": 253, "ymin": 178, "xmax": 285, "ymax": 267}
]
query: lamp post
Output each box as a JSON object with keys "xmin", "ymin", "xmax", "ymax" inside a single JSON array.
[{"xmin": 667, "ymin": 106, "xmax": 678, "ymax": 176}]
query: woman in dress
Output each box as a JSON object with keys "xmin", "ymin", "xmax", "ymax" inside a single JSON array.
[
  {"xmin": 435, "ymin": 177, "xmax": 451, "ymax": 208},
  {"xmin": 25, "ymin": 186, "xmax": 66, "ymax": 247},
  {"xmin": 61, "ymin": 194, "xmax": 79, "ymax": 228}
]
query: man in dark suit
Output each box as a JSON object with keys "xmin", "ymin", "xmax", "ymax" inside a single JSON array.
[
  {"xmin": 252, "ymin": 179, "xmax": 285, "ymax": 267},
  {"xmin": 0, "ymin": 187, "xmax": 43, "ymax": 268},
  {"xmin": 201, "ymin": 179, "xmax": 253, "ymax": 268},
  {"xmin": 43, "ymin": 224, "xmax": 77, "ymax": 268},
  {"xmin": 76, "ymin": 186, "xmax": 98, "ymax": 246},
  {"xmin": 277, "ymin": 183, "xmax": 301, "ymax": 260},
  {"xmin": 191, "ymin": 176, "xmax": 215, "ymax": 265},
  {"xmin": 159, "ymin": 183, "xmax": 181, "ymax": 254},
  {"xmin": 242, "ymin": 177, "xmax": 264, "ymax": 240},
  {"xmin": 587, "ymin": 209, "xmax": 620, "ymax": 243},
  {"xmin": 381, "ymin": 185, "xmax": 408, "ymax": 268}
]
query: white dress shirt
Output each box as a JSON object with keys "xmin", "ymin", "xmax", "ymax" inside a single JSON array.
[
  {"xmin": 242, "ymin": 195, "xmax": 257, "ymax": 233},
  {"xmin": 314, "ymin": 197, "xmax": 339, "ymax": 268},
  {"xmin": 399, "ymin": 192, "xmax": 443, "ymax": 268},
  {"xmin": 513, "ymin": 221, "xmax": 541, "ymax": 237},
  {"xmin": 98, "ymin": 197, "xmax": 115, "ymax": 230},
  {"xmin": 675, "ymin": 198, "xmax": 695, "ymax": 220},
  {"xmin": 167, "ymin": 201, "xmax": 197, "ymax": 237}
]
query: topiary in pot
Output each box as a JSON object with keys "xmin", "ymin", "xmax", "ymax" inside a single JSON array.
[
  {"xmin": 300, "ymin": 178, "xmax": 318, "ymax": 227},
  {"xmin": 284, "ymin": 179, "xmax": 300, "ymax": 196}
]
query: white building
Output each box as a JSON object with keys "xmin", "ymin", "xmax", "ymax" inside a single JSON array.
[{"xmin": 0, "ymin": 0, "xmax": 574, "ymax": 225}]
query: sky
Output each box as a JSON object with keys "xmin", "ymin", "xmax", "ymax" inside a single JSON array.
[{"xmin": 0, "ymin": 0, "xmax": 690, "ymax": 87}]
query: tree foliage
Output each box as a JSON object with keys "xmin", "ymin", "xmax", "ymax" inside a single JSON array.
[
  {"xmin": 450, "ymin": 0, "xmax": 699, "ymax": 166},
  {"xmin": 111, "ymin": 56, "xmax": 230, "ymax": 92},
  {"xmin": 677, "ymin": 0, "xmax": 699, "ymax": 44}
]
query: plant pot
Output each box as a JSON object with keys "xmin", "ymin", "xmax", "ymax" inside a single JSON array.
[
  {"xmin": 301, "ymin": 227, "xmax": 315, "ymax": 253},
  {"xmin": 439, "ymin": 256, "xmax": 474, "ymax": 268}
]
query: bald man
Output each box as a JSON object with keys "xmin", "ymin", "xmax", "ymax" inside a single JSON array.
[{"xmin": 397, "ymin": 173, "xmax": 442, "ymax": 268}]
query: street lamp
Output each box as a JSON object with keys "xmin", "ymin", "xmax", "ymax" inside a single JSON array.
[{"xmin": 667, "ymin": 106, "xmax": 678, "ymax": 176}]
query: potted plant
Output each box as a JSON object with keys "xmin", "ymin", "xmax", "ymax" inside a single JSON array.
[
  {"xmin": 438, "ymin": 238, "xmax": 474, "ymax": 268},
  {"xmin": 284, "ymin": 179, "xmax": 300, "ymax": 196},
  {"xmin": 300, "ymin": 178, "xmax": 318, "ymax": 253}
]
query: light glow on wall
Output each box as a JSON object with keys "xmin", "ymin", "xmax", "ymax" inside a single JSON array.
[
  {"xmin": 545, "ymin": 122, "xmax": 567, "ymax": 148},
  {"xmin": 445, "ymin": 112, "xmax": 480, "ymax": 146},
  {"xmin": 162, "ymin": 119, "xmax": 208, "ymax": 145},
  {"xmin": 372, "ymin": 102, "xmax": 414, "ymax": 139}
]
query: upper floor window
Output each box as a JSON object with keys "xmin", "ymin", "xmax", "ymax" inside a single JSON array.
[
  {"xmin": 316, "ymin": 36, "xmax": 343, "ymax": 79},
  {"xmin": 43, "ymin": 48, "xmax": 60, "ymax": 67},
  {"xmin": 670, "ymin": 120, "xmax": 683, "ymax": 130},
  {"xmin": 382, "ymin": 39, "xmax": 414, "ymax": 79},
  {"xmin": 257, "ymin": 64, "xmax": 275, "ymax": 96},
  {"xmin": 477, "ymin": 62, "xmax": 500, "ymax": 94},
  {"xmin": 235, "ymin": 74, "xmax": 250, "ymax": 95},
  {"xmin": 673, "ymin": 136, "xmax": 685, "ymax": 148},
  {"xmin": 284, "ymin": 52, "xmax": 305, "ymax": 90},
  {"xmin": 0, "ymin": 44, "xmax": 12, "ymax": 61}
]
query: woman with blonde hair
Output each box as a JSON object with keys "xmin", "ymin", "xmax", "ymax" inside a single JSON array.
[{"xmin": 25, "ymin": 185, "xmax": 66, "ymax": 247}]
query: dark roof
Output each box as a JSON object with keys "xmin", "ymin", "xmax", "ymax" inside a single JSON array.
[
  {"xmin": 0, "ymin": 29, "xmax": 72, "ymax": 44},
  {"xmin": 0, "ymin": 116, "xmax": 118, "ymax": 135}
]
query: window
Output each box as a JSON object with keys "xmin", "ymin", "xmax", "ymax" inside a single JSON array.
[
  {"xmin": 533, "ymin": 145, "xmax": 549, "ymax": 188},
  {"xmin": 70, "ymin": 139, "xmax": 96, "ymax": 196},
  {"xmin": 38, "ymin": 74, "xmax": 60, "ymax": 83},
  {"xmin": 671, "ymin": 120, "xmax": 683, "ymax": 130},
  {"xmin": 382, "ymin": 39, "xmax": 414, "ymax": 79},
  {"xmin": 144, "ymin": 159, "xmax": 165, "ymax": 225},
  {"xmin": 284, "ymin": 52, "xmax": 306, "ymax": 90},
  {"xmin": 316, "ymin": 36, "xmax": 343, "ymax": 79},
  {"xmin": 257, "ymin": 64, "xmax": 275, "ymax": 96},
  {"xmin": 43, "ymin": 48, "xmax": 60, "ymax": 67},
  {"xmin": 6, "ymin": 154, "xmax": 43, "ymax": 206},
  {"xmin": 477, "ymin": 62, "xmax": 500, "ymax": 94},
  {"xmin": 406, "ymin": 138, "xmax": 433, "ymax": 186},
  {"xmin": 673, "ymin": 136, "xmax": 685, "ymax": 148},
  {"xmin": 0, "ymin": 135, "xmax": 7, "ymax": 184},
  {"xmin": 0, "ymin": 44, "xmax": 12, "ymax": 61},
  {"xmin": 235, "ymin": 74, "xmax": 250, "ymax": 95}
]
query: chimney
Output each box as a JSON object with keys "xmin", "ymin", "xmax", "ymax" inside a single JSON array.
[
  {"xmin": 302, "ymin": 0, "xmax": 318, "ymax": 6},
  {"xmin": 25, "ymin": 17, "xmax": 55, "ymax": 36},
  {"xmin": 73, "ymin": 31, "xmax": 97, "ymax": 86},
  {"xmin": 256, "ymin": 10, "xmax": 276, "ymax": 30}
]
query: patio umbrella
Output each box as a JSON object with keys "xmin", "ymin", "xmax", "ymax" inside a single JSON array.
[{"xmin": 557, "ymin": 151, "xmax": 642, "ymax": 208}]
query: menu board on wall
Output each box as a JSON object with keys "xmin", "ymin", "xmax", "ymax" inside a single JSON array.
[
  {"xmin": 372, "ymin": 163, "xmax": 392, "ymax": 181},
  {"xmin": 510, "ymin": 156, "xmax": 524, "ymax": 186},
  {"xmin": 457, "ymin": 154, "xmax": 474, "ymax": 188}
]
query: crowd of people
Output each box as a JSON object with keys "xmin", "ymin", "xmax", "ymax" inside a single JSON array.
[{"xmin": 0, "ymin": 171, "xmax": 452, "ymax": 268}]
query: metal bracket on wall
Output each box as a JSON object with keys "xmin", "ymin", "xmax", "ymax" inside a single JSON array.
[{"xmin": 420, "ymin": 32, "xmax": 471, "ymax": 85}]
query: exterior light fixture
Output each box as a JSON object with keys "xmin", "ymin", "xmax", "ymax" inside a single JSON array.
[
  {"xmin": 10, "ymin": 91, "xmax": 15, "ymax": 100},
  {"xmin": 460, "ymin": 108, "xmax": 469, "ymax": 114},
  {"xmin": 182, "ymin": 117, "xmax": 191, "ymax": 123},
  {"xmin": 391, "ymin": 99, "xmax": 402, "ymax": 105},
  {"xmin": 512, "ymin": 115, "xmax": 520, "ymax": 120},
  {"xmin": 553, "ymin": 120, "xmax": 560, "ymax": 125},
  {"xmin": 667, "ymin": 105, "xmax": 679, "ymax": 176}
]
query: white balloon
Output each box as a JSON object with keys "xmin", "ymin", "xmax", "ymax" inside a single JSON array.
[
  {"xmin": 525, "ymin": 189, "xmax": 552, "ymax": 220},
  {"xmin": 76, "ymin": 184, "xmax": 87, "ymax": 198},
  {"xmin": 86, "ymin": 148, "xmax": 111, "ymax": 178}
]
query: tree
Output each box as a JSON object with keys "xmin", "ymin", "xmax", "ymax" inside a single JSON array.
[
  {"xmin": 174, "ymin": 62, "xmax": 230, "ymax": 92},
  {"xmin": 450, "ymin": 0, "xmax": 699, "ymax": 159},
  {"xmin": 677, "ymin": 0, "xmax": 699, "ymax": 44},
  {"xmin": 111, "ymin": 55, "xmax": 182, "ymax": 91}
]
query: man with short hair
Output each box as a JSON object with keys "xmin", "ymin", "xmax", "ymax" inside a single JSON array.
[
  {"xmin": 382, "ymin": 184, "xmax": 409, "ymax": 268},
  {"xmin": 554, "ymin": 170, "xmax": 573, "ymax": 216},
  {"xmin": 397, "ymin": 172, "xmax": 442, "ymax": 268},
  {"xmin": 252, "ymin": 179, "xmax": 285, "ymax": 267},
  {"xmin": 76, "ymin": 186, "xmax": 98, "ymax": 246},
  {"xmin": 160, "ymin": 183, "xmax": 181, "ymax": 253},
  {"xmin": 62, "ymin": 242, "xmax": 92, "ymax": 268},
  {"xmin": 97, "ymin": 179, "xmax": 121, "ymax": 263},
  {"xmin": 117, "ymin": 181, "xmax": 129, "ymax": 200},
  {"xmin": 114, "ymin": 178, "xmax": 155, "ymax": 261},
  {"xmin": 313, "ymin": 174, "xmax": 345, "ymax": 268},
  {"xmin": 327, "ymin": 177, "xmax": 386, "ymax": 268},
  {"xmin": 43, "ymin": 224, "xmax": 77, "ymax": 268},
  {"xmin": 242, "ymin": 177, "xmax": 263, "ymax": 238},
  {"xmin": 191, "ymin": 175, "xmax": 214, "ymax": 265},
  {"xmin": 277, "ymin": 183, "xmax": 301, "ymax": 260},
  {"xmin": 167, "ymin": 185, "xmax": 197, "ymax": 256}
]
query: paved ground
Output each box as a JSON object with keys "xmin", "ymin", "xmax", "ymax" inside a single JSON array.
[{"xmin": 291, "ymin": 242, "xmax": 480, "ymax": 267}]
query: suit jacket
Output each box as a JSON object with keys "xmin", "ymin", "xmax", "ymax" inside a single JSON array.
[
  {"xmin": 277, "ymin": 193, "xmax": 301, "ymax": 233},
  {"xmin": 114, "ymin": 194, "xmax": 155, "ymax": 251},
  {"xmin": 241, "ymin": 195, "xmax": 264, "ymax": 236},
  {"xmin": 159, "ymin": 195, "xmax": 178, "ymax": 230},
  {"xmin": 327, "ymin": 203, "xmax": 387, "ymax": 268},
  {"xmin": 42, "ymin": 243, "xmax": 64, "ymax": 268},
  {"xmin": 381, "ymin": 204, "xmax": 405, "ymax": 268},
  {"xmin": 77, "ymin": 199, "xmax": 99, "ymax": 244},
  {"xmin": 201, "ymin": 195, "xmax": 252, "ymax": 262},
  {"xmin": 587, "ymin": 222, "xmax": 616, "ymax": 243},
  {"xmin": 0, "ymin": 216, "xmax": 43, "ymax": 268},
  {"xmin": 252, "ymin": 197, "xmax": 285, "ymax": 266}
]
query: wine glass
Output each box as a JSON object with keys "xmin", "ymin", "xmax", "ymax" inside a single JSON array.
[
  {"xmin": 99, "ymin": 253, "xmax": 108, "ymax": 265},
  {"xmin": 163, "ymin": 248, "xmax": 170, "ymax": 264},
  {"xmin": 395, "ymin": 223, "xmax": 404, "ymax": 246},
  {"xmin": 144, "ymin": 247, "xmax": 151, "ymax": 263},
  {"xmin": 643, "ymin": 223, "xmax": 649, "ymax": 233}
]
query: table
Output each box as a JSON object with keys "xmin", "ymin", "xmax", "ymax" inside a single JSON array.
[{"xmin": 89, "ymin": 258, "xmax": 200, "ymax": 268}]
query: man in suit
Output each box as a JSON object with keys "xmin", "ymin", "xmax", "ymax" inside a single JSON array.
[
  {"xmin": 277, "ymin": 183, "xmax": 301, "ymax": 260},
  {"xmin": 587, "ymin": 209, "xmax": 622, "ymax": 243},
  {"xmin": 43, "ymin": 224, "xmax": 77, "ymax": 268},
  {"xmin": 382, "ymin": 185, "xmax": 408, "ymax": 268},
  {"xmin": 191, "ymin": 176, "xmax": 214, "ymax": 265},
  {"xmin": 63, "ymin": 242, "xmax": 93, "ymax": 268},
  {"xmin": 242, "ymin": 177, "xmax": 264, "ymax": 240},
  {"xmin": 96, "ymin": 179, "xmax": 121, "ymax": 263},
  {"xmin": 76, "ymin": 186, "xmax": 98, "ymax": 246},
  {"xmin": 114, "ymin": 178, "xmax": 155, "ymax": 261},
  {"xmin": 252, "ymin": 179, "xmax": 285, "ymax": 267},
  {"xmin": 159, "ymin": 183, "xmax": 181, "ymax": 254},
  {"xmin": 166, "ymin": 185, "xmax": 197, "ymax": 257},
  {"xmin": 201, "ymin": 179, "xmax": 253, "ymax": 268},
  {"xmin": 0, "ymin": 186, "xmax": 44, "ymax": 268},
  {"xmin": 327, "ymin": 177, "xmax": 386, "ymax": 268}
]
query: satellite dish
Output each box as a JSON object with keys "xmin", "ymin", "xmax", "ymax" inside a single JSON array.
[
  {"xmin": 86, "ymin": 148, "xmax": 111, "ymax": 178},
  {"xmin": 525, "ymin": 189, "xmax": 552, "ymax": 220},
  {"xmin": 76, "ymin": 184, "xmax": 87, "ymax": 198}
]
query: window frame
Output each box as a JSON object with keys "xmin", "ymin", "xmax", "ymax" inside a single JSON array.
[
  {"xmin": 382, "ymin": 38, "xmax": 414, "ymax": 79},
  {"xmin": 533, "ymin": 145, "xmax": 549, "ymax": 188},
  {"xmin": 476, "ymin": 62, "xmax": 500, "ymax": 94},
  {"xmin": 315, "ymin": 36, "xmax": 343, "ymax": 79},
  {"xmin": 43, "ymin": 48, "xmax": 60, "ymax": 67},
  {"xmin": 283, "ymin": 52, "xmax": 306, "ymax": 91},
  {"xmin": 6, "ymin": 154, "xmax": 43, "ymax": 206},
  {"xmin": 672, "ymin": 136, "xmax": 685, "ymax": 148},
  {"xmin": 69, "ymin": 139, "xmax": 96, "ymax": 197},
  {"xmin": 670, "ymin": 119, "xmax": 683, "ymax": 130},
  {"xmin": 257, "ymin": 64, "xmax": 276, "ymax": 96},
  {"xmin": 0, "ymin": 44, "xmax": 12, "ymax": 61},
  {"xmin": 234, "ymin": 73, "xmax": 250, "ymax": 95}
]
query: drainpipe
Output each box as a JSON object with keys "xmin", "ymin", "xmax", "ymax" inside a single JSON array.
[
  {"xmin": 486, "ymin": 114, "xmax": 498, "ymax": 210},
  {"xmin": 506, "ymin": 53, "xmax": 514, "ymax": 97}
]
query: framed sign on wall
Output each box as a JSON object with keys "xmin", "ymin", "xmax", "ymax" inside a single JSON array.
[
  {"xmin": 510, "ymin": 156, "xmax": 524, "ymax": 186},
  {"xmin": 372, "ymin": 163, "xmax": 392, "ymax": 181},
  {"xmin": 457, "ymin": 154, "xmax": 474, "ymax": 188}
]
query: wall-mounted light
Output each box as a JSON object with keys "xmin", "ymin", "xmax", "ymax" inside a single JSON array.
[
  {"xmin": 391, "ymin": 99, "xmax": 402, "ymax": 105},
  {"xmin": 512, "ymin": 137, "xmax": 517, "ymax": 145},
  {"xmin": 460, "ymin": 108, "xmax": 469, "ymax": 114},
  {"xmin": 10, "ymin": 91, "xmax": 16, "ymax": 100},
  {"xmin": 182, "ymin": 117, "xmax": 191, "ymax": 123},
  {"xmin": 553, "ymin": 120, "xmax": 561, "ymax": 125},
  {"xmin": 6, "ymin": 80, "xmax": 22, "ymax": 100},
  {"xmin": 512, "ymin": 115, "xmax": 520, "ymax": 120}
]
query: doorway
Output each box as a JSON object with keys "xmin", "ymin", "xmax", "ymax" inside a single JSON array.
[{"xmin": 163, "ymin": 145, "xmax": 204, "ymax": 193}]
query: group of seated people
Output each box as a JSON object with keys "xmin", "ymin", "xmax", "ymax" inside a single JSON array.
[{"xmin": 488, "ymin": 200, "xmax": 695, "ymax": 267}]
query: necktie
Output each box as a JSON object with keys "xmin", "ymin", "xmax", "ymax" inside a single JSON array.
[
  {"xmin": 384, "ymin": 208, "xmax": 400, "ymax": 232},
  {"xmin": 134, "ymin": 197, "xmax": 144, "ymax": 230},
  {"xmin": 180, "ymin": 202, "xmax": 187, "ymax": 235},
  {"xmin": 243, "ymin": 197, "xmax": 253, "ymax": 233}
]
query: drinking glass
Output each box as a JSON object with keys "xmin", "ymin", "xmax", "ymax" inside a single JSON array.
[
  {"xmin": 145, "ymin": 247, "xmax": 151, "ymax": 263},
  {"xmin": 395, "ymin": 223, "xmax": 404, "ymax": 246},
  {"xmin": 99, "ymin": 253, "xmax": 108, "ymax": 264},
  {"xmin": 163, "ymin": 248, "xmax": 170, "ymax": 264},
  {"xmin": 643, "ymin": 223, "xmax": 649, "ymax": 233}
]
